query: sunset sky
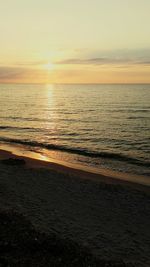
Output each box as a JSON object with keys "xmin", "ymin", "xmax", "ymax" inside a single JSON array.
[{"xmin": 0, "ymin": 0, "xmax": 150, "ymax": 84}]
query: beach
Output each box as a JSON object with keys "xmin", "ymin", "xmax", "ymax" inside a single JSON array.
[{"xmin": 0, "ymin": 149, "xmax": 150, "ymax": 266}]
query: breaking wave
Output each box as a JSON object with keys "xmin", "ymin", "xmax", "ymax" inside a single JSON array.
[{"xmin": 0, "ymin": 137, "xmax": 149, "ymax": 168}]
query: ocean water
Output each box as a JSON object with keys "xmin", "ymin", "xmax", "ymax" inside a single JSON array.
[{"xmin": 0, "ymin": 83, "xmax": 149, "ymax": 176}]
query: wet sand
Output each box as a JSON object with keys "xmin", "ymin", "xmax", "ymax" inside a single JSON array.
[{"xmin": 0, "ymin": 149, "xmax": 150, "ymax": 266}]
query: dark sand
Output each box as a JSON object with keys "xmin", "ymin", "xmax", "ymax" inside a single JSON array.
[{"xmin": 0, "ymin": 149, "xmax": 150, "ymax": 266}]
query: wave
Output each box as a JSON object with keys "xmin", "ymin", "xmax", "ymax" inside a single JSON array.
[
  {"xmin": 0, "ymin": 126, "xmax": 81, "ymax": 138},
  {"xmin": 105, "ymin": 109, "xmax": 150, "ymax": 114},
  {"xmin": 127, "ymin": 116, "xmax": 150, "ymax": 120},
  {"xmin": 0, "ymin": 116, "xmax": 43, "ymax": 122},
  {"xmin": 0, "ymin": 126, "xmax": 44, "ymax": 132},
  {"xmin": 0, "ymin": 137, "xmax": 149, "ymax": 168},
  {"xmin": 0, "ymin": 116, "xmax": 77, "ymax": 123},
  {"xmin": 0, "ymin": 116, "xmax": 54, "ymax": 122}
]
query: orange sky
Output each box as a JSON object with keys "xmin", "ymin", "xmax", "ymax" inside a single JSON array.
[{"xmin": 0, "ymin": 0, "xmax": 150, "ymax": 84}]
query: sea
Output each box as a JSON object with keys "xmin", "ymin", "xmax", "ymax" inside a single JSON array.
[{"xmin": 0, "ymin": 83, "xmax": 149, "ymax": 176}]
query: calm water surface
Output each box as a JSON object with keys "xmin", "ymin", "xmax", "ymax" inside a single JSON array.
[{"xmin": 0, "ymin": 84, "xmax": 149, "ymax": 176}]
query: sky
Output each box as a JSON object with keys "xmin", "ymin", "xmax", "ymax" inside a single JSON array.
[{"xmin": 0, "ymin": 0, "xmax": 150, "ymax": 83}]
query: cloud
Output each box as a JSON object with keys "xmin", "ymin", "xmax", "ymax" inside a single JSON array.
[
  {"xmin": 56, "ymin": 57, "xmax": 150, "ymax": 66},
  {"xmin": 136, "ymin": 60, "xmax": 150, "ymax": 65},
  {"xmin": 56, "ymin": 48, "xmax": 150, "ymax": 67},
  {"xmin": 0, "ymin": 66, "xmax": 28, "ymax": 80},
  {"xmin": 0, "ymin": 66, "xmax": 43, "ymax": 82},
  {"xmin": 0, "ymin": 65, "xmax": 49, "ymax": 83}
]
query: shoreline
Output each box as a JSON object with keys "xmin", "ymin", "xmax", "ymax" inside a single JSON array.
[{"xmin": 0, "ymin": 145, "xmax": 149, "ymax": 192}]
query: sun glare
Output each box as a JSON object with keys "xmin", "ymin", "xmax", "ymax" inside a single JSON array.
[{"xmin": 44, "ymin": 62, "xmax": 54, "ymax": 71}]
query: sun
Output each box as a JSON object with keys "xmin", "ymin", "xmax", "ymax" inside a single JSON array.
[{"xmin": 44, "ymin": 62, "xmax": 54, "ymax": 71}]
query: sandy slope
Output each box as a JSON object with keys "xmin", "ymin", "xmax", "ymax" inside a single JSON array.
[{"xmin": 0, "ymin": 157, "xmax": 150, "ymax": 266}]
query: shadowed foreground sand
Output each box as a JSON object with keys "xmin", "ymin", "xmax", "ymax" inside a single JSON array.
[
  {"xmin": 0, "ymin": 210, "xmax": 129, "ymax": 267},
  {"xmin": 0, "ymin": 153, "xmax": 150, "ymax": 266}
]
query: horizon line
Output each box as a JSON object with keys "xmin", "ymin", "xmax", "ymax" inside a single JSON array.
[{"xmin": 0, "ymin": 82, "xmax": 150, "ymax": 85}]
